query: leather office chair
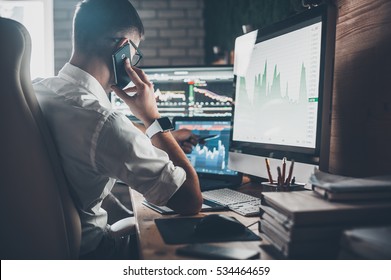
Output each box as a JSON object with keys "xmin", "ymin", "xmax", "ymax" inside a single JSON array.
[
  {"xmin": 0, "ymin": 17, "xmax": 136, "ymax": 259},
  {"xmin": 0, "ymin": 17, "xmax": 81, "ymax": 259}
]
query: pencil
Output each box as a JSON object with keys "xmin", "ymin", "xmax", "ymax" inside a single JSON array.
[
  {"xmin": 277, "ymin": 166, "xmax": 282, "ymax": 186},
  {"xmin": 281, "ymin": 157, "xmax": 287, "ymax": 186},
  {"xmin": 265, "ymin": 158, "xmax": 273, "ymax": 183},
  {"xmin": 285, "ymin": 159, "xmax": 295, "ymax": 186}
]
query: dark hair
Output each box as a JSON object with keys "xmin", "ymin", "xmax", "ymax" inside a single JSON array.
[{"xmin": 73, "ymin": 0, "xmax": 144, "ymax": 53}]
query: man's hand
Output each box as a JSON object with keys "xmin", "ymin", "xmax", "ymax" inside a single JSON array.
[
  {"xmin": 171, "ymin": 129, "xmax": 200, "ymax": 153},
  {"xmin": 111, "ymin": 58, "xmax": 159, "ymax": 127}
]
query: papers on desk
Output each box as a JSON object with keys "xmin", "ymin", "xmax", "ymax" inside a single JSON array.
[
  {"xmin": 259, "ymin": 191, "xmax": 391, "ymax": 259},
  {"xmin": 310, "ymin": 170, "xmax": 391, "ymax": 201}
]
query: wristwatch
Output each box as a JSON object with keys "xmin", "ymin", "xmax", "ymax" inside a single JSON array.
[{"xmin": 145, "ymin": 117, "xmax": 174, "ymax": 138}]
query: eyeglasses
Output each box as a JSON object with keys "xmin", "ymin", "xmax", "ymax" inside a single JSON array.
[{"xmin": 112, "ymin": 38, "xmax": 143, "ymax": 67}]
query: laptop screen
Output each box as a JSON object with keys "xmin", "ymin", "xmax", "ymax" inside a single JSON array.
[{"xmin": 173, "ymin": 117, "xmax": 238, "ymax": 176}]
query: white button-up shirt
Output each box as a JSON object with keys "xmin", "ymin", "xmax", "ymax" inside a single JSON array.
[{"xmin": 33, "ymin": 63, "xmax": 185, "ymax": 255}]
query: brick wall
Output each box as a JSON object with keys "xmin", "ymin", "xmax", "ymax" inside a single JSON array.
[
  {"xmin": 53, "ymin": 0, "xmax": 78, "ymax": 73},
  {"xmin": 53, "ymin": 0, "xmax": 205, "ymax": 74}
]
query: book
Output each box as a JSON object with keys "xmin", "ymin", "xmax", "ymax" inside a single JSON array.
[
  {"xmin": 310, "ymin": 170, "xmax": 391, "ymax": 201},
  {"xmin": 312, "ymin": 185, "xmax": 391, "ymax": 201},
  {"xmin": 259, "ymin": 204, "xmax": 294, "ymax": 229},
  {"xmin": 261, "ymin": 190, "xmax": 391, "ymax": 226},
  {"xmin": 339, "ymin": 226, "xmax": 391, "ymax": 259},
  {"xmin": 260, "ymin": 212, "xmax": 343, "ymax": 242},
  {"xmin": 259, "ymin": 231, "xmax": 339, "ymax": 259}
]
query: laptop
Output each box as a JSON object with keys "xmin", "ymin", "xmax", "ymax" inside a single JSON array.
[{"xmin": 172, "ymin": 116, "xmax": 242, "ymax": 191}]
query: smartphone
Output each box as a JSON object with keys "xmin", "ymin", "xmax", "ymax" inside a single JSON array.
[
  {"xmin": 112, "ymin": 43, "xmax": 131, "ymax": 89},
  {"xmin": 176, "ymin": 244, "xmax": 260, "ymax": 260}
]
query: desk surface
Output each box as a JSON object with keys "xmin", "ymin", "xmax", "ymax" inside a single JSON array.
[{"xmin": 130, "ymin": 181, "xmax": 276, "ymax": 260}]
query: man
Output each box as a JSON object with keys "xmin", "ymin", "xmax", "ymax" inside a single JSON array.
[{"xmin": 33, "ymin": 0, "xmax": 202, "ymax": 259}]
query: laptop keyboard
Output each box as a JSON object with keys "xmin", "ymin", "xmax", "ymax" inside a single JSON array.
[{"xmin": 202, "ymin": 188, "xmax": 261, "ymax": 217}]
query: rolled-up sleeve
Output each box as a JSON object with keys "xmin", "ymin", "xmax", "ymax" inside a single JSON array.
[
  {"xmin": 138, "ymin": 162, "xmax": 186, "ymax": 205},
  {"xmin": 94, "ymin": 112, "xmax": 186, "ymax": 206}
]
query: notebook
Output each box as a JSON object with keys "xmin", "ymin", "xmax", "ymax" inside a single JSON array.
[{"xmin": 172, "ymin": 116, "xmax": 242, "ymax": 191}]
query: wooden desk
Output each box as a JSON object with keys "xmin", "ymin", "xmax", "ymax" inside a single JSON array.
[{"xmin": 130, "ymin": 182, "xmax": 275, "ymax": 260}]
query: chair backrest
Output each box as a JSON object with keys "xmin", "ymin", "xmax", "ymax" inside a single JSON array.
[{"xmin": 0, "ymin": 17, "xmax": 81, "ymax": 259}]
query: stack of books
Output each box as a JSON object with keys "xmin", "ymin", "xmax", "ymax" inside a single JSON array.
[
  {"xmin": 259, "ymin": 191, "xmax": 391, "ymax": 259},
  {"xmin": 309, "ymin": 170, "xmax": 391, "ymax": 201}
]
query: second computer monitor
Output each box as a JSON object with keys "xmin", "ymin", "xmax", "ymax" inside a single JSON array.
[
  {"xmin": 229, "ymin": 5, "xmax": 337, "ymax": 181},
  {"xmin": 110, "ymin": 66, "xmax": 234, "ymax": 121}
]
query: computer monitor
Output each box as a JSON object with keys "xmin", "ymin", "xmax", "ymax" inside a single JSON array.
[
  {"xmin": 110, "ymin": 66, "xmax": 234, "ymax": 122},
  {"xmin": 229, "ymin": 5, "xmax": 336, "ymax": 182}
]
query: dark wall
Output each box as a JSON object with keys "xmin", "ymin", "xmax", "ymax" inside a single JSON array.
[
  {"xmin": 329, "ymin": 0, "xmax": 391, "ymax": 177},
  {"xmin": 54, "ymin": 0, "xmax": 317, "ymax": 69},
  {"xmin": 203, "ymin": 0, "xmax": 307, "ymax": 64}
]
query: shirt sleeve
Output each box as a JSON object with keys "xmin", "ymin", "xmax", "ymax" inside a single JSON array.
[{"xmin": 93, "ymin": 112, "xmax": 186, "ymax": 206}]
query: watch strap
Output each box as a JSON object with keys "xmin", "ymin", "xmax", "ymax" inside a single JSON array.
[
  {"xmin": 145, "ymin": 120, "xmax": 162, "ymax": 138},
  {"xmin": 146, "ymin": 117, "xmax": 174, "ymax": 138}
]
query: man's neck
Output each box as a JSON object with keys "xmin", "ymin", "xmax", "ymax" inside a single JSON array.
[{"xmin": 69, "ymin": 53, "xmax": 111, "ymax": 94}]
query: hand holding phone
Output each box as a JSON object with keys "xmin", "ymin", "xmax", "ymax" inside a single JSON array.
[{"xmin": 111, "ymin": 58, "xmax": 160, "ymax": 126}]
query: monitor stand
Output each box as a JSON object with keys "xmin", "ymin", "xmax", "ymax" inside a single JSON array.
[{"xmin": 228, "ymin": 152, "xmax": 317, "ymax": 184}]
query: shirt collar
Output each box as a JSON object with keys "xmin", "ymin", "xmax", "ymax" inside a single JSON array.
[{"xmin": 58, "ymin": 63, "xmax": 112, "ymax": 109}]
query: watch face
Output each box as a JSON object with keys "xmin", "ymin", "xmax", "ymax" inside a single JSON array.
[{"xmin": 157, "ymin": 117, "xmax": 174, "ymax": 131}]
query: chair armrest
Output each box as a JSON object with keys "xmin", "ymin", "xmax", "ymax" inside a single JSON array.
[{"xmin": 109, "ymin": 217, "xmax": 136, "ymax": 238}]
